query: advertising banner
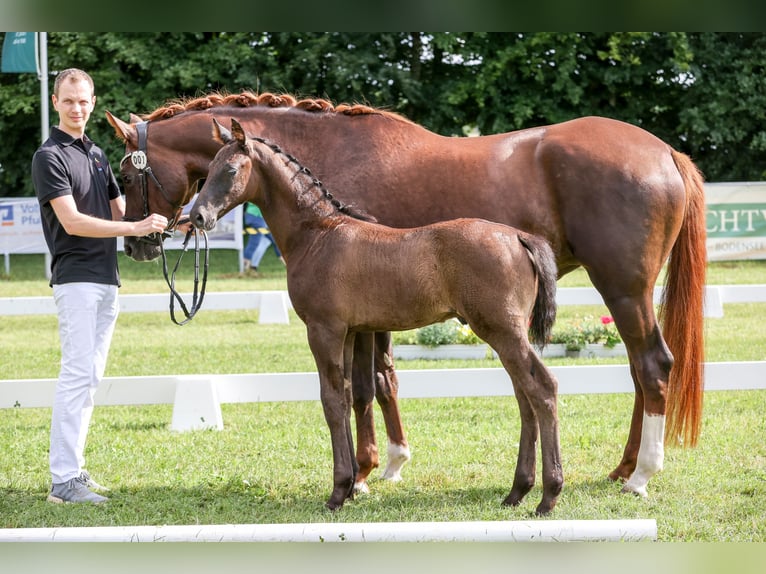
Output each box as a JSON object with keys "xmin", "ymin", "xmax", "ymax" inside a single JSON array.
[
  {"xmin": 4, "ymin": 183, "xmax": 766, "ymax": 266},
  {"xmin": 0, "ymin": 197, "xmax": 45, "ymax": 254},
  {"xmin": 705, "ymin": 182, "xmax": 766, "ymax": 261},
  {"xmin": 1, "ymin": 32, "xmax": 37, "ymax": 73},
  {"xmin": 1, "ymin": 197, "xmax": 242, "ymax": 260}
]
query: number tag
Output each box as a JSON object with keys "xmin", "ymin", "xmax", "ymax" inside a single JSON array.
[{"xmin": 130, "ymin": 151, "xmax": 147, "ymax": 170}]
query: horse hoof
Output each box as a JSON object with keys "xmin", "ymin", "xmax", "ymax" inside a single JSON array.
[
  {"xmin": 501, "ymin": 493, "xmax": 523, "ymax": 507},
  {"xmin": 621, "ymin": 483, "xmax": 648, "ymax": 498},
  {"xmin": 381, "ymin": 443, "xmax": 411, "ymax": 481},
  {"xmin": 621, "ymin": 484, "xmax": 649, "ymax": 498},
  {"xmin": 534, "ymin": 502, "xmax": 555, "ymax": 516},
  {"xmin": 325, "ymin": 499, "xmax": 345, "ymax": 511},
  {"xmin": 353, "ymin": 480, "xmax": 370, "ymax": 494},
  {"xmin": 608, "ymin": 464, "xmax": 633, "ymax": 482}
]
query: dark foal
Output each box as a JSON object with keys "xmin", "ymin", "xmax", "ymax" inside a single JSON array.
[{"xmin": 191, "ymin": 119, "xmax": 563, "ymax": 514}]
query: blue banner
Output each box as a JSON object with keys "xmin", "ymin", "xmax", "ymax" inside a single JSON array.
[{"xmin": 1, "ymin": 32, "xmax": 37, "ymax": 73}]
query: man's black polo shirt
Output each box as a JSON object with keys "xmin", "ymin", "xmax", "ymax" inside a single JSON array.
[{"xmin": 32, "ymin": 126, "xmax": 122, "ymax": 287}]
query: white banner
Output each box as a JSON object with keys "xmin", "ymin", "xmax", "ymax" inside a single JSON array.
[
  {"xmin": 5, "ymin": 183, "xmax": 766, "ymax": 263},
  {"xmin": 0, "ymin": 197, "xmax": 45, "ymax": 254},
  {"xmin": 0, "ymin": 197, "xmax": 243, "ymax": 255},
  {"xmin": 705, "ymin": 182, "xmax": 766, "ymax": 261}
]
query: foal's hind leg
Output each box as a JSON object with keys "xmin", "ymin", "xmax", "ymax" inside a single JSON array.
[
  {"xmin": 481, "ymin": 321, "xmax": 563, "ymax": 515},
  {"xmin": 500, "ymin": 348, "xmax": 562, "ymax": 515},
  {"xmin": 503, "ymin": 382, "xmax": 539, "ymax": 507}
]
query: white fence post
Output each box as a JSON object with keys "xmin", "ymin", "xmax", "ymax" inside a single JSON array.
[{"xmin": 170, "ymin": 376, "xmax": 223, "ymax": 432}]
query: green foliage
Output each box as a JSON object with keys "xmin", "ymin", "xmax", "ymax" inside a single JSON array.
[
  {"xmin": 2, "ymin": 33, "xmax": 766, "ymax": 197},
  {"xmin": 397, "ymin": 314, "xmax": 623, "ymax": 352},
  {"xmin": 548, "ymin": 314, "xmax": 623, "ymax": 351},
  {"xmin": 393, "ymin": 319, "xmax": 482, "ymax": 347}
]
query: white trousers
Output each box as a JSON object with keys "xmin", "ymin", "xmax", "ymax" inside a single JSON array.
[{"xmin": 50, "ymin": 282, "xmax": 119, "ymax": 484}]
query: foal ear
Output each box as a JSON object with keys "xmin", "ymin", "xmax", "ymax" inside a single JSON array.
[
  {"xmin": 230, "ymin": 118, "xmax": 247, "ymax": 146},
  {"xmin": 211, "ymin": 118, "xmax": 232, "ymax": 144}
]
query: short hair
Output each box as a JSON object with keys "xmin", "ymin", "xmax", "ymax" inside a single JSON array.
[{"xmin": 53, "ymin": 68, "xmax": 95, "ymax": 97}]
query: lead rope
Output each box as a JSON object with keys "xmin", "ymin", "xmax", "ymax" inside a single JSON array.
[{"xmin": 159, "ymin": 225, "xmax": 209, "ymax": 326}]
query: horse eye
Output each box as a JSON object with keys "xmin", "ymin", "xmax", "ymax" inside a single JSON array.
[
  {"xmin": 227, "ymin": 166, "xmax": 238, "ymax": 177},
  {"xmin": 122, "ymin": 175, "xmax": 133, "ymax": 184}
]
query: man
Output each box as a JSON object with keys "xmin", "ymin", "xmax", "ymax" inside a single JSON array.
[{"xmin": 32, "ymin": 68, "xmax": 168, "ymax": 503}]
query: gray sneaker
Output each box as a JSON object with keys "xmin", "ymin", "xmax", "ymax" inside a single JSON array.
[
  {"xmin": 47, "ymin": 476, "xmax": 108, "ymax": 504},
  {"xmin": 79, "ymin": 470, "xmax": 109, "ymax": 492}
]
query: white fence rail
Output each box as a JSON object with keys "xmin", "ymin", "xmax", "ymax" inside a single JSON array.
[
  {"xmin": 2, "ymin": 362, "xmax": 764, "ymax": 431},
  {"xmin": 2, "ymin": 284, "xmax": 765, "ymax": 321}
]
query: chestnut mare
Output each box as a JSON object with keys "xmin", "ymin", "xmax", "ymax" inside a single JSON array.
[
  {"xmin": 106, "ymin": 91, "xmax": 706, "ymax": 500},
  {"xmin": 191, "ymin": 118, "xmax": 562, "ymax": 512}
]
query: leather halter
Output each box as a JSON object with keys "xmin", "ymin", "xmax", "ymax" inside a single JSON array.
[
  {"xmin": 120, "ymin": 120, "xmax": 209, "ymax": 326},
  {"xmin": 121, "ymin": 121, "xmax": 181, "ymax": 243}
]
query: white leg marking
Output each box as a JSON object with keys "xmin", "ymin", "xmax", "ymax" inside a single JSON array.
[
  {"xmin": 381, "ymin": 442, "xmax": 411, "ymax": 482},
  {"xmin": 353, "ymin": 479, "xmax": 370, "ymax": 494},
  {"xmin": 623, "ymin": 412, "xmax": 665, "ymax": 498}
]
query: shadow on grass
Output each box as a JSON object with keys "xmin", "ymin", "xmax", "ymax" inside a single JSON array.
[{"xmin": 1, "ymin": 471, "xmax": 647, "ymax": 531}]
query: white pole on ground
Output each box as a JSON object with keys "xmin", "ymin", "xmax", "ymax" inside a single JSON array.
[{"xmin": 0, "ymin": 519, "xmax": 656, "ymax": 543}]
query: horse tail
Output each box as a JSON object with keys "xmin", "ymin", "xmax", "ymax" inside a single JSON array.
[
  {"xmin": 518, "ymin": 234, "xmax": 558, "ymax": 348},
  {"xmin": 662, "ymin": 149, "xmax": 707, "ymax": 447}
]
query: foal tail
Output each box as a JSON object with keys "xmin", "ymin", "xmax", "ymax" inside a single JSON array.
[
  {"xmin": 519, "ymin": 234, "xmax": 558, "ymax": 348},
  {"xmin": 662, "ymin": 149, "xmax": 707, "ymax": 447}
]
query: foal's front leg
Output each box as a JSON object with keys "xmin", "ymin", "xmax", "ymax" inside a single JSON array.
[{"xmin": 308, "ymin": 324, "xmax": 357, "ymax": 510}]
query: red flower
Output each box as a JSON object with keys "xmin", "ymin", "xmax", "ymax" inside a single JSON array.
[{"xmin": 600, "ymin": 316, "xmax": 614, "ymax": 325}]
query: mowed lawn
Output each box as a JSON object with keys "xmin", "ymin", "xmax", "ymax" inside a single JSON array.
[{"xmin": 1, "ymin": 253, "xmax": 765, "ymax": 541}]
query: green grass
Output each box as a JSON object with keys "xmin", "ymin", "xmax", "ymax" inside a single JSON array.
[
  {"xmin": 1, "ymin": 253, "xmax": 765, "ymax": 540},
  {"xmin": 1, "ymin": 391, "xmax": 764, "ymax": 541}
]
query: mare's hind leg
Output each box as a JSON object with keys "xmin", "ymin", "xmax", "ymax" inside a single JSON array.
[
  {"xmin": 351, "ymin": 332, "xmax": 378, "ymax": 493},
  {"xmin": 604, "ymin": 293, "xmax": 673, "ymax": 497},
  {"xmin": 351, "ymin": 333, "xmax": 411, "ymax": 492},
  {"xmin": 373, "ymin": 331, "xmax": 411, "ymax": 481}
]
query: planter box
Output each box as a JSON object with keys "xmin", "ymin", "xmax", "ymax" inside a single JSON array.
[
  {"xmin": 393, "ymin": 343, "xmax": 627, "ymax": 360},
  {"xmin": 539, "ymin": 343, "xmax": 627, "ymax": 359},
  {"xmin": 393, "ymin": 344, "xmax": 493, "ymax": 360}
]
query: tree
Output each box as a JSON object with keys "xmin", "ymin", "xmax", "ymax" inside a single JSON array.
[{"xmin": 2, "ymin": 32, "xmax": 764, "ymax": 198}]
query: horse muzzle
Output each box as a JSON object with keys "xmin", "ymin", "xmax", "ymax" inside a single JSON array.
[
  {"xmin": 124, "ymin": 235, "xmax": 163, "ymax": 262},
  {"xmin": 189, "ymin": 205, "xmax": 219, "ymax": 232}
]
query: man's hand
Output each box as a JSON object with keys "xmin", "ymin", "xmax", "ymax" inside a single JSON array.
[
  {"xmin": 135, "ymin": 213, "xmax": 168, "ymax": 236},
  {"xmin": 175, "ymin": 218, "xmax": 195, "ymax": 235}
]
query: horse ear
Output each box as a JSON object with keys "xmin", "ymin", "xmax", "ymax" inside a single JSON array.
[
  {"xmin": 211, "ymin": 118, "xmax": 232, "ymax": 144},
  {"xmin": 230, "ymin": 118, "xmax": 247, "ymax": 146},
  {"xmin": 105, "ymin": 110, "xmax": 137, "ymax": 144}
]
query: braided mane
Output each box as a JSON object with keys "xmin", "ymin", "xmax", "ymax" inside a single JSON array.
[
  {"xmin": 248, "ymin": 134, "xmax": 376, "ymax": 223},
  {"xmin": 144, "ymin": 91, "xmax": 412, "ymax": 124}
]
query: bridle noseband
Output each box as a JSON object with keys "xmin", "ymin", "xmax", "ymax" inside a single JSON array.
[
  {"xmin": 121, "ymin": 121, "xmax": 181, "ymax": 244},
  {"xmin": 121, "ymin": 120, "xmax": 209, "ymax": 326}
]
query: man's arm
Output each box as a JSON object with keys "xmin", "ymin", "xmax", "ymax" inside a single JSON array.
[{"xmin": 49, "ymin": 195, "xmax": 167, "ymax": 238}]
